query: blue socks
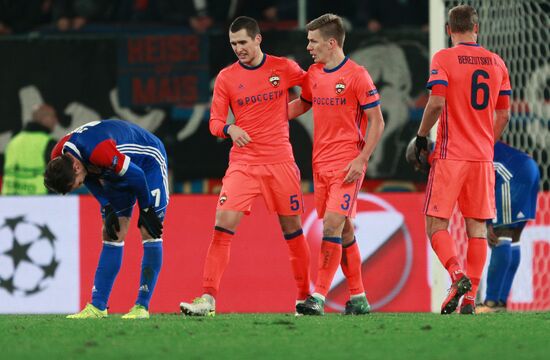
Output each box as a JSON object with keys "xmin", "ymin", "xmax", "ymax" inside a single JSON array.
[
  {"xmin": 485, "ymin": 238, "xmax": 522, "ymax": 305},
  {"xmin": 485, "ymin": 237, "xmax": 511, "ymax": 303},
  {"xmin": 91, "ymin": 242, "xmax": 124, "ymax": 311},
  {"xmin": 90, "ymin": 240, "xmax": 163, "ymax": 311},
  {"xmin": 136, "ymin": 241, "xmax": 163, "ymax": 310},
  {"xmin": 499, "ymin": 243, "xmax": 521, "ymax": 303}
]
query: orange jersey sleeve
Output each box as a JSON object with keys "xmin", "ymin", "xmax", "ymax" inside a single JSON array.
[
  {"xmin": 494, "ymin": 54, "xmax": 512, "ymax": 110},
  {"xmin": 209, "ymin": 72, "xmax": 231, "ymax": 138},
  {"xmin": 354, "ymin": 67, "xmax": 380, "ymax": 109},
  {"xmin": 426, "ymin": 51, "xmax": 450, "ymax": 90}
]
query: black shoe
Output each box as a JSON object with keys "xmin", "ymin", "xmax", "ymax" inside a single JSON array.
[
  {"xmin": 459, "ymin": 303, "xmax": 475, "ymax": 315},
  {"xmin": 295, "ymin": 295, "xmax": 325, "ymax": 316},
  {"xmin": 441, "ymin": 272, "xmax": 472, "ymax": 315}
]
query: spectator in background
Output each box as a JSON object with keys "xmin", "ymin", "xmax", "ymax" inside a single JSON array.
[
  {"xmin": 226, "ymin": 0, "xmax": 279, "ymax": 23},
  {"xmin": 199, "ymin": 0, "xmax": 296, "ymax": 29},
  {"xmin": 155, "ymin": 0, "xmax": 213, "ymax": 32},
  {"xmin": 307, "ymin": 0, "xmax": 359, "ymax": 29},
  {"xmin": 360, "ymin": 0, "xmax": 428, "ymax": 32},
  {"xmin": 115, "ymin": 0, "xmax": 158, "ymax": 23},
  {"xmin": 2, "ymin": 104, "xmax": 58, "ymax": 195},
  {"xmin": 53, "ymin": 0, "xmax": 116, "ymax": 31},
  {"xmin": 0, "ymin": 0, "xmax": 53, "ymax": 34}
]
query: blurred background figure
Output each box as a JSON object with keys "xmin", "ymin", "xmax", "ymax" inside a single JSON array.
[
  {"xmin": 360, "ymin": 0, "xmax": 428, "ymax": 32},
  {"xmin": 155, "ymin": 0, "xmax": 213, "ymax": 32},
  {"xmin": 1, "ymin": 104, "xmax": 58, "ymax": 195},
  {"xmin": 52, "ymin": 0, "xmax": 116, "ymax": 31},
  {"xmin": 307, "ymin": 0, "xmax": 359, "ymax": 29},
  {"xmin": 0, "ymin": 0, "xmax": 53, "ymax": 35}
]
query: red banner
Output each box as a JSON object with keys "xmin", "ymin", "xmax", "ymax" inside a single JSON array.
[{"xmin": 79, "ymin": 193, "xmax": 430, "ymax": 313}]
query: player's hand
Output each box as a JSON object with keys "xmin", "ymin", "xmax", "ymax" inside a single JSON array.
[
  {"xmin": 102, "ymin": 205, "xmax": 120, "ymax": 241},
  {"xmin": 138, "ymin": 207, "xmax": 163, "ymax": 239},
  {"xmin": 343, "ymin": 156, "xmax": 367, "ymax": 183},
  {"xmin": 487, "ymin": 225, "xmax": 499, "ymax": 247},
  {"xmin": 415, "ymin": 135, "xmax": 429, "ymax": 163},
  {"xmin": 227, "ymin": 125, "xmax": 252, "ymax": 147}
]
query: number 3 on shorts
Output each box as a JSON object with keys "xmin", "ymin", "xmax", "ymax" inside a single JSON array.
[
  {"xmin": 290, "ymin": 194, "xmax": 300, "ymax": 211},
  {"xmin": 341, "ymin": 194, "xmax": 351, "ymax": 210}
]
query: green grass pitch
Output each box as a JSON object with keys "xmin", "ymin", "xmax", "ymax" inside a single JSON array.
[{"xmin": 1, "ymin": 313, "xmax": 549, "ymax": 359}]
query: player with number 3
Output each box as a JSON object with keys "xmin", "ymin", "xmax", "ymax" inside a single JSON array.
[{"xmin": 288, "ymin": 14, "xmax": 385, "ymax": 316}]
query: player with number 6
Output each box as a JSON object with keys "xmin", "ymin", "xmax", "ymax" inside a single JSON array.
[{"xmin": 415, "ymin": 5, "xmax": 511, "ymax": 315}]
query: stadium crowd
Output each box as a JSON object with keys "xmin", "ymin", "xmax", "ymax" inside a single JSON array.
[{"xmin": 0, "ymin": 0, "xmax": 428, "ymax": 34}]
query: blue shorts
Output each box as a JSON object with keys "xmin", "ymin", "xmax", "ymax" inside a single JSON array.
[
  {"xmin": 100, "ymin": 146, "xmax": 169, "ymax": 222},
  {"xmin": 491, "ymin": 156, "xmax": 539, "ymax": 228}
]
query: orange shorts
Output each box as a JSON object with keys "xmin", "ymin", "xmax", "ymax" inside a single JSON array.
[
  {"xmin": 314, "ymin": 170, "xmax": 363, "ymax": 219},
  {"xmin": 424, "ymin": 159, "xmax": 495, "ymax": 219},
  {"xmin": 217, "ymin": 161, "xmax": 303, "ymax": 215}
]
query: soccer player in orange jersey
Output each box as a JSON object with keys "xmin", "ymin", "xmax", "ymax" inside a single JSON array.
[
  {"xmin": 179, "ymin": 16, "xmax": 311, "ymax": 316},
  {"xmin": 415, "ymin": 5, "xmax": 511, "ymax": 315},
  {"xmin": 289, "ymin": 14, "xmax": 385, "ymax": 316}
]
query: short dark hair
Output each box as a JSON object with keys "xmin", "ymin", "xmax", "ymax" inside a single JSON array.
[
  {"xmin": 448, "ymin": 5, "xmax": 478, "ymax": 33},
  {"xmin": 306, "ymin": 13, "xmax": 345, "ymax": 47},
  {"xmin": 229, "ymin": 16, "xmax": 260, "ymax": 39},
  {"xmin": 44, "ymin": 154, "xmax": 75, "ymax": 194}
]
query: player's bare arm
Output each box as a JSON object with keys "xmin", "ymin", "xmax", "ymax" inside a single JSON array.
[
  {"xmin": 493, "ymin": 109, "xmax": 510, "ymax": 141},
  {"xmin": 415, "ymin": 95, "xmax": 444, "ymax": 162},
  {"xmin": 343, "ymin": 105, "xmax": 385, "ymax": 183},
  {"xmin": 288, "ymin": 98, "xmax": 311, "ymax": 119},
  {"xmin": 417, "ymin": 95, "xmax": 445, "ymax": 137}
]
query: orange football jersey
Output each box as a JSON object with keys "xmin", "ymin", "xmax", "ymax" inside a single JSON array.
[
  {"xmin": 210, "ymin": 54, "xmax": 305, "ymax": 164},
  {"xmin": 427, "ymin": 42, "xmax": 511, "ymax": 161},
  {"xmin": 301, "ymin": 57, "xmax": 380, "ymax": 172}
]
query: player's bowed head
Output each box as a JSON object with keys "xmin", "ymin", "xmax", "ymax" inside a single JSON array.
[{"xmin": 44, "ymin": 153, "xmax": 86, "ymax": 194}]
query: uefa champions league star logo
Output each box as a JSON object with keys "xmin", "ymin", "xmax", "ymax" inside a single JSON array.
[{"xmin": 0, "ymin": 216, "xmax": 60, "ymax": 296}]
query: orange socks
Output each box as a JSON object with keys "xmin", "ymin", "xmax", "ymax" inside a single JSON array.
[
  {"xmin": 314, "ymin": 237, "xmax": 342, "ymax": 297},
  {"xmin": 341, "ymin": 238, "xmax": 365, "ymax": 296},
  {"xmin": 202, "ymin": 227, "xmax": 234, "ymax": 297},
  {"xmin": 465, "ymin": 237, "xmax": 487, "ymax": 299},
  {"xmin": 431, "ymin": 230, "xmax": 462, "ymax": 278},
  {"xmin": 284, "ymin": 230, "xmax": 311, "ymax": 300}
]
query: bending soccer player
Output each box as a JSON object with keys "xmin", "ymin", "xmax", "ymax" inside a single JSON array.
[
  {"xmin": 477, "ymin": 141, "xmax": 540, "ymax": 313},
  {"xmin": 289, "ymin": 13, "xmax": 385, "ymax": 316},
  {"xmin": 44, "ymin": 120, "xmax": 167, "ymax": 319},
  {"xmin": 415, "ymin": 5, "xmax": 511, "ymax": 315},
  {"xmin": 179, "ymin": 16, "xmax": 310, "ymax": 316}
]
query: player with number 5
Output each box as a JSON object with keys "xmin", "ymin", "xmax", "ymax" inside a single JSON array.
[
  {"xmin": 179, "ymin": 16, "xmax": 311, "ymax": 317},
  {"xmin": 415, "ymin": 5, "xmax": 511, "ymax": 315},
  {"xmin": 44, "ymin": 119, "xmax": 168, "ymax": 319}
]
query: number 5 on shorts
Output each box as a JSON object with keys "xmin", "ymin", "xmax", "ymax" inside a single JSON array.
[{"xmin": 290, "ymin": 194, "xmax": 300, "ymax": 211}]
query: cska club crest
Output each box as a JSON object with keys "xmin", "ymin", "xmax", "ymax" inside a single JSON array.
[
  {"xmin": 219, "ymin": 193, "xmax": 228, "ymax": 205},
  {"xmin": 335, "ymin": 78, "xmax": 346, "ymax": 95},
  {"xmin": 269, "ymin": 72, "xmax": 280, "ymax": 87}
]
